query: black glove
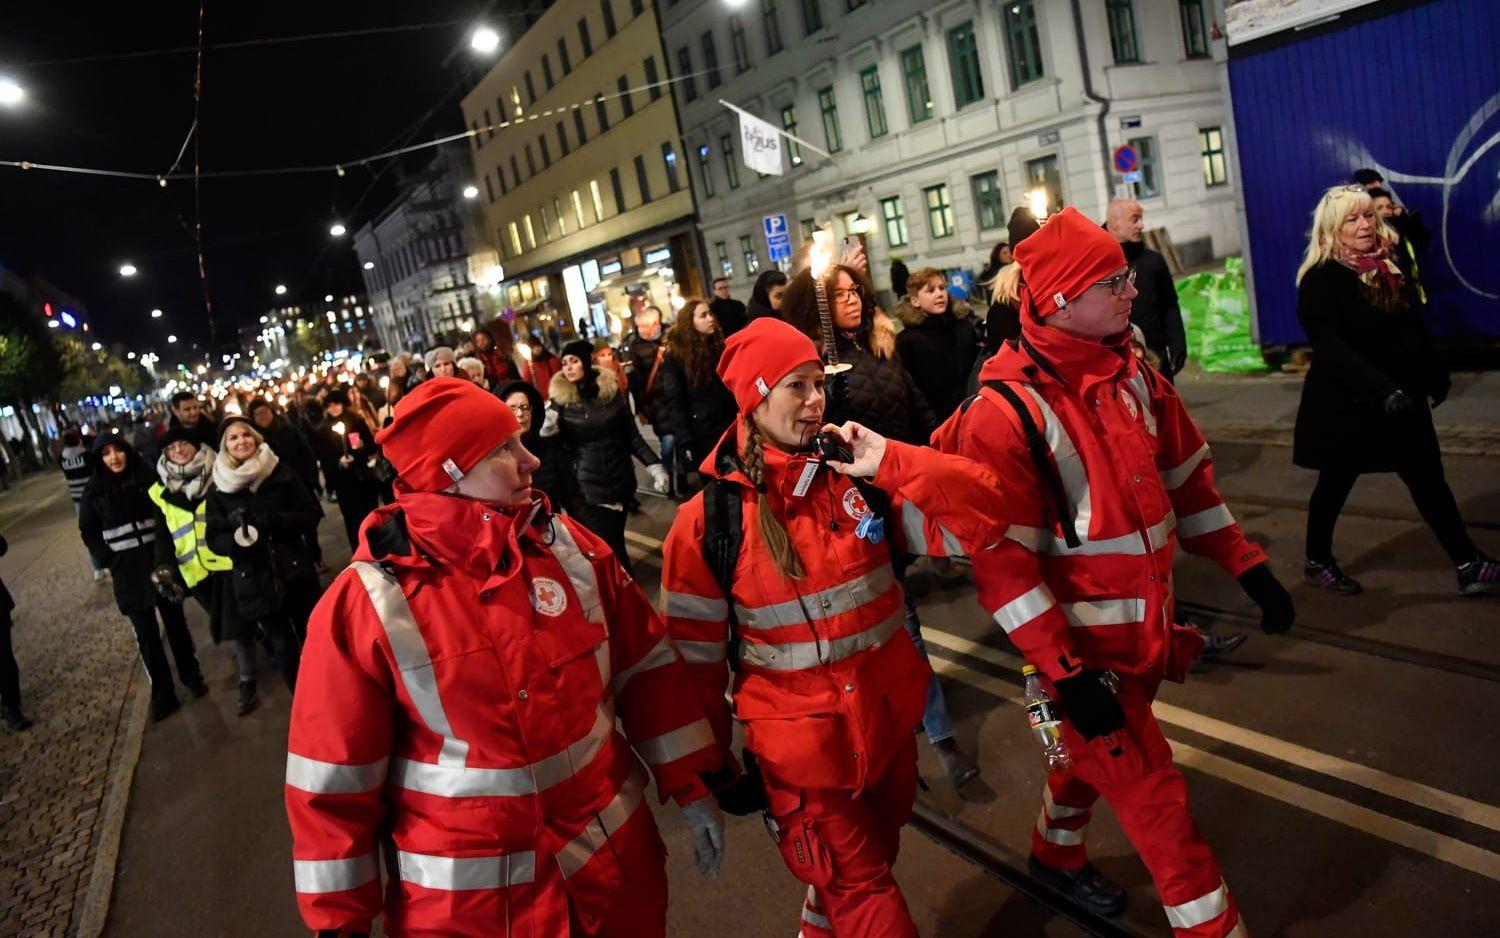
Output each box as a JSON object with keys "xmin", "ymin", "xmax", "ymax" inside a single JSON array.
[
  {"xmin": 1383, "ymin": 389, "xmax": 1416, "ymax": 418},
  {"xmin": 1238, "ymin": 562, "xmax": 1295, "ymax": 635},
  {"xmin": 150, "ymin": 565, "xmax": 186, "ymax": 605},
  {"xmin": 704, "ymin": 748, "xmax": 768, "ymax": 817},
  {"xmin": 1168, "ymin": 346, "xmax": 1187, "ymax": 376},
  {"xmin": 1054, "ymin": 670, "xmax": 1126, "ymax": 741}
]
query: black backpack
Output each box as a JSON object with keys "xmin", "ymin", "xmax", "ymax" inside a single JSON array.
[{"xmin": 965, "ymin": 380, "xmax": 1082, "ymax": 550}]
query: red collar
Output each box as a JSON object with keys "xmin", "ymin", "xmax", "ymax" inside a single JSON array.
[
  {"xmin": 980, "ymin": 318, "xmax": 1133, "ymax": 392},
  {"xmin": 356, "ymin": 492, "xmax": 549, "ymax": 584}
]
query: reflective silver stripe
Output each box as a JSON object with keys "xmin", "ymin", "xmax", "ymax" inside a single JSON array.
[
  {"xmin": 992, "ymin": 583, "xmax": 1057, "ymax": 635},
  {"xmin": 1164, "ymin": 880, "xmax": 1230, "ymax": 929},
  {"xmin": 285, "ymin": 753, "xmax": 388, "ymax": 794},
  {"xmin": 611, "ymin": 637, "xmax": 679, "ymax": 696},
  {"xmin": 1022, "ymin": 385, "xmax": 1094, "ymax": 535},
  {"xmin": 1124, "ymin": 372, "xmax": 1157, "ymax": 436},
  {"xmin": 738, "ymin": 605, "xmax": 905, "ymax": 671},
  {"xmin": 661, "ymin": 589, "xmax": 728, "ymax": 622},
  {"xmin": 557, "ymin": 761, "xmax": 648, "ymax": 878},
  {"xmin": 1006, "ymin": 524, "xmax": 1147, "ymax": 557},
  {"xmin": 352, "ymin": 562, "xmax": 470, "ymax": 768},
  {"xmin": 635, "ymin": 717, "xmax": 714, "ymax": 766},
  {"xmin": 899, "ymin": 501, "xmax": 964, "ymax": 558},
  {"xmin": 801, "ymin": 905, "xmax": 831, "ymax": 930},
  {"xmin": 1177, "ymin": 504, "xmax": 1235, "ymax": 539},
  {"xmin": 397, "ymin": 850, "xmax": 537, "ymax": 890},
  {"xmin": 733, "ymin": 565, "xmax": 896, "ymax": 630},
  {"xmin": 293, "ymin": 853, "xmax": 378, "ymax": 894},
  {"xmin": 170, "ymin": 521, "xmax": 195, "ymax": 539},
  {"xmin": 1146, "ymin": 511, "xmax": 1177, "ymax": 551},
  {"xmin": 548, "ymin": 520, "xmax": 605, "ymax": 624},
  {"xmin": 390, "ymin": 705, "xmax": 614, "ymax": 797},
  {"xmin": 1161, "ymin": 443, "xmax": 1209, "ymax": 490},
  {"xmin": 1034, "ymin": 809, "xmax": 1085, "ymax": 845},
  {"xmin": 103, "ymin": 521, "xmax": 141, "ymax": 539},
  {"xmin": 1043, "ymin": 786, "xmax": 1088, "ymax": 820},
  {"xmin": 109, "ymin": 536, "xmax": 144, "ymax": 551},
  {"xmin": 175, "ymin": 550, "xmax": 196, "ymax": 565},
  {"xmin": 1061, "ymin": 598, "xmax": 1146, "ymax": 628},
  {"xmin": 677, "ymin": 640, "xmax": 728, "ymax": 664}
]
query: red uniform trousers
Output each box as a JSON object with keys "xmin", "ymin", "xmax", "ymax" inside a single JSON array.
[
  {"xmin": 563, "ymin": 806, "xmax": 668, "ymax": 938},
  {"xmin": 763, "ymin": 735, "xmax": 920, "ymax": 938},
  {"xmin": 1031, "ymin": 677, "xmax": 1246, "ymax": 938}
]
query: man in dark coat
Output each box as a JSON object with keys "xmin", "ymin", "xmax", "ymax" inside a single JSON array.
[
  {"xmin": 620, "ymin": 307, "xmax": 679, "ymax": 483},
  {"xmin": 249, "ymin": 397, "xmax": 326, "ymax": 570},
  {"xmin": 1105, "ymin": 199, "xmax": 1187, "ymax": 380},
  {"xmin": 709, "ymin": 278, "xmax": 748, "ymax": 336},
  {"xmin": 0, "ymin": 534, "xmax": 29, "ymax": 731},
  {"xmin": 168, "ymin": 391, "xmax": 220, "ymax": 450}
]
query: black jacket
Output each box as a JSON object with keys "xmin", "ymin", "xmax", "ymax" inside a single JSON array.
[
  {"xmin": 0, "ymin": 535, "xmax": 13, "ymax": 615},
  {"xmin": 710, "ymin": 297, "xmax": 748, "ymax": 336},
  {"xmin": 621, "ymin": 331, "xmax": 667, "ymax": 428},
  {"xmin": 1121, "ymin": 240, "xmax": 1187, "ymax": 374},
  {"xmin": 825, "ymin": 331, "xmax": 936, "ymax": 445},
  {"xmin": 656, "ymin": 348, "xmax": 737, "ymax": 465},
  {"xmin": 893, "ymin": 301, "xmax": 979, "ymax": 423},
  {"xmin": 78, "ymin": 438, "xmax": 166, "ymax": 614},
  {"xmin": 261, "ymin": 416, "xmax": 322, "ymax": 499},
  {"xmin": 311, "ymin": 414, "xmax": 380, "ymax": 495},
  {"xmin": 497, "ymin": 380, "xmax": 581, "ymax": 513},
  {"xmin": 169, "ymin": 416, "xmax": 220, "ymax": 452},
  {"xmin": 205, "ymin": 462, "xmax": 323, "ymax": 621},
  {"xmin": 547, "ymin": 366, "xmax": 660, "ymax": 506},
  {"xmin": 745, "ymin": 297, "xmax": 779, "ymax": 323}
]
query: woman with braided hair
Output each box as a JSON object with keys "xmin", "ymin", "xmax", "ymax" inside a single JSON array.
[{"xmin": 657, "ymin": 317, "xmax": 1014, "ymax": 938}]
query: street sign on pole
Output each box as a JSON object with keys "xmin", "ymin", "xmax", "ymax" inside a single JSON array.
[
  {"xmin": 1123, "ymin": 170, "xmax": 1142, "ymax": 184},
  {"xmin": 1112, "ymin": 144, "xmax": 1138, "ymax": 174},
  {"xmin": 764, "ymin": 214, "xmax": 791, "ymax": 262}
]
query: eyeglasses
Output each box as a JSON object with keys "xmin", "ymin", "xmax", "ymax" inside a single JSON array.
[
  {"xmin": 833, "ymin": 287, "xmax": 864, "ymax": 303},
  {"xmin": 1094, "ymin": 266, "xmax": 1137, "ymax": 296},
  {"xmin": 509, "ymin": 402, "xmax": 532, "ymax": 413}
]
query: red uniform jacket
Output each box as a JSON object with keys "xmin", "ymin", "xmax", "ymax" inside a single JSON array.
[
  {"xmin": 933, "ymin": 326, "xmax": 1267, "ymax": 684},
  {"xmin": 659, "ymin": 427, "xmax": 1012, "ymax": 793},
  {"xmin": 285, "ymin": 493, "xmax": 721, "ymax": 936}
]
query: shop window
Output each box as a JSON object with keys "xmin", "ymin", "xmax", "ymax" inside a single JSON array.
[
  {"xmin": 1004, "ymin": 0, "xmax": 1045, "ymax": 88},
  {"xmin": 971, "ymin": 171, "xmax": 1004, "ymax": 229},
  {"xmin": 947, "ymin": 21, "xmax": 984, "ymax": 107},
  {"xmin": 924, "ymin": 183, "xmax": 954, "ymax": 239},
  {"xmin": 860, "ymin": 67, "xmax": 887, "ymax": 139},
  {"xmin": 901, "ymin": 45, "xmax": 933, "ymax": 124},
  {"xmin": 880, "ymin": 196, "xmax": 907, "ymax": 246}
]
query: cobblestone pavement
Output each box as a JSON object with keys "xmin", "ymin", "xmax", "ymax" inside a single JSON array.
[{"xmin": 0, "ymin": 475, "xmax": 147, "ymax": 938}]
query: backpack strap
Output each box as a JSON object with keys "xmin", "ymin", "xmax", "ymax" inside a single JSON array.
[
  {"xmin": 701, "ymin": 441, "xmax": 745, "ymax": 671},
  {"xmin": 644, "ymin": 345, "xmax": 667, "ymax": 398},
  {"xmin": 982, "ymin": 380, "xmax": 1081, "ymax": 549}
]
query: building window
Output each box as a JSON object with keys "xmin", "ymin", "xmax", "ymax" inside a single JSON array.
[
  {"xmin": 554, "ymin": 196, "xmax": 568, "ymax": 235},
  {"xmin": 525, "ymin": 143, "xmax": 537, "ymax": 176},
  {"xmin": 578, "ymin": 18, "xmax": 594, "ymax": 57},
  {"xmin": 631, "ymin": 0, "xmax": 644, "ymax": 15},
  {"xmin": 573, "ymin": 189, "xmax": 588, "ymax": 228},
  {"xmin": 1180, "ymin": 0, "xmax": 1209, "ymax": 58},
  {"xmin": 595, "ymin": 93, "xmax": 610, "ymax": 132},
  {"xmin": 847, "ymin": 0, "xmax": 866, "ymax": 8},
  {"xmin": 716, "ymin": 241, "xmax": 733, "ymax": 278},
  {"xmin": 590, "ymin": 179, "xmax": 606, "ymax": 220},
  {"xmin": 729, "ymin": 17, "xmax": 751, "ymax": 73},
  {"xmin": 636, "ymin": 155, "xmax": 653, "ymax": 203},
  {"xmin": 557, "ymin": 121, "xmax": 570, "ymax": 157},
  {"xmin": 762, "ymin": 0, "xmax": 783, "ymax": 56},
  {"xmin": 484, "ymin": 174, "xmax": 496, "ymax": 202},
  {"xmin": 781, "ymin": 105, "xmax": 803, "ymax": 166},
  {"xmin": 900, "ymin": 45, "xmax": 933, "ymax": 124},
  {"xmin": 510, "ymin": 154, "xmax": 522, "ymax": 187},
  {"xmin": 643, "ymin": 56, "xmax": 662, "ymax": 100},
  {"xmin": 510, "ymin": 87, "xmax": 524, "ymax": 120},
  {"xmin": 574, "ymin": 108, "xmax": 588, "ymax": 145},
  {"xmin": 696, "ymin": 143, "xmax": 716, "ymax": 197},
  {"xmin": 480, "ymin": 109, "xmax": 492, "ymax": 139},
  {"xmin": 971, "ymin": 171, "xmax": 1004, "ymax": 229},
  {"xmin": 740, "ymin": 235, "xmax": 760, "ymax": 274},
  {"xmin": 924, "ymin": 183, "xmax": 954, "ymax": 238},
  {"xmin": 611, "ymin": 168, "xmax": 626, "ymax": 213},
  {"xmin": 662, "ymin": 143, "xmax": 681, "ymax": 192},
  {"xmin": 497, "ymin": 167, "xmax": 508, "ymax": 196},
  {"xmin": 817, "ymin": 86, "xmax": 842, "ymax": 153},
  {"xmin": 1200, "ymin": 126, "xmax": 1227, "ymax": 186},
  {"xmin": 721, "ymin": 133, "xmax": 741, "ymax": 188},
  {"xmin": 859, "ymin": 67, "xmax": 887, "ymax": 139},
  {"xmin": 947, "ymin": 22, "xmax": 985, "ymax": 107},
  {"xmin": 677, "ymin": 47, "xmax": 697, "ymax": 102},
  {"xmin": 1003, "ymin": 0, "xmax": 1045, "ymax": 88},
  {"xmin": 523, "ymin": 214, "xmax": 537, "ymax": 250},
  {"xmin": 880, "ymin": 196, "xmax": 908, "ymax": 246},
  {"xmin": 601, "ymin": 0, "xmax": 617, "ymax": 39},
  {"xmin": 507, "ymin": 222, "xmax": 522, "ymax": 255},
  {"xmin": 1026, "ymin": 154, "xmax": 1063, "ymax": 213},
  {"xmin": 539, "ymin": 204, "xmax": 553, "ymax": 240},
  {"xmin": 618, "ymin": 76, "xmax": 635, "ymax": 117},
  {"xmin": 1127, "ymin": 135, "xmax": 1160, "ymax": 197},
  {"xmin": 1106, "ymin": 0, "xmax": 1141, "ymax": 64},
  {"xmin": 539, "ymin": 135, "xmax": 552, "ymax": 169},
  {"xmin": 557, "ymin": 38, "xmax": 572, "ymax": 74},
  {"xmin": 524, "ymin": 71, "xmax": 537, "ymax": 106},
  {"xmin": 542, "ymin": 54, "xmax": 555, "ymax": 90},
  {"xmin": 800, "ymin": 0, "xmax": 823, "ymax": 34},
  {"xmin": 702, "ymin": 32, "xmax": 723, "ymax": 89}
]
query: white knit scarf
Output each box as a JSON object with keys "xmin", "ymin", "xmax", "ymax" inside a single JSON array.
[
  {"xmin": 157, "ymin": 445, "xmax": 216, "ymax": 502},
  {"xmin": 212, "ymin": 442, "xmax": 280, "ymax": 494}
]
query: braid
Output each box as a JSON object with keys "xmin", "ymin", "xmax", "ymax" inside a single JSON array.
[{"xmin": 741, "ymin": 416, "xmax": 804, "ymax": 581}]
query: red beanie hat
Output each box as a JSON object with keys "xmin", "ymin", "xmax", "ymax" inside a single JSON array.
[
  {"xmin": 1014, "ymin": 206, "xmax": 1127, "ymax": 317},
  {"xmin": 716, "ymin": 317, "xmax": 821, "ymax": 415},
  {"xmin": 375, "ymin": 377, "xmax": 520, "ymax": 493}
]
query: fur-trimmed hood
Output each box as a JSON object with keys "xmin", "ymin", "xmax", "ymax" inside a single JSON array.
[
  {"xmin": 893, "ymin": 296, "xmax": 974, "ymax": 329},
  {"xmin": 548, "ymin": 361, "xmax": 623, "ymax": 406}
]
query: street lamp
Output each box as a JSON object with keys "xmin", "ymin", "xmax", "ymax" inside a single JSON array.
[
  {"xmin": 167, "ymin": 334, "xmax": 178, "ymax": 344},
  {"xmin": 324, "ymin": 293, "xmax": 334, "ymax": 302},
  {"xmin": 462, "ymin": 184, "xmax": 480, "ymax": 200},
  {"xmin": 470, "ymin": 26, "xmax": 500, "ymax": 53},
  {"xmin": 362, "ymin": 261, "xmax": 374, "ymax": 270},
  {"xmin": 150, "ymin": 308, "xmax": 163, "ymax": 318},
  {"xmin": 0, "ymin": 78, "xmax": 23, "ymax": 107},
  {"xmin": 274, "ymin": 283, "xmax": 288, "ymax": 295},
  {"xmin": 119, "ymin": 263, "xmax": 138, "ymax": 277},
  {"xmin": 329, "ymin": 222, "xmax": 347, "ymax": 237}
]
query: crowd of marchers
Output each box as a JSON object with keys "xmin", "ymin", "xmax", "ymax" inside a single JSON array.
[{"xmin": 1, "ymin": 172, "xmax": 1494, "ymax": 938}]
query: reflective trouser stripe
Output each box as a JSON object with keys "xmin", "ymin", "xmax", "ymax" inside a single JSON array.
[
  {"xmin": 612, "ymin": 636, "xmax": 678, "ymax": 696},
  {"xmin": 1035, "ymin": 809, "xmax": 1085, "ymax": 845},
  {"xmin": 285, "ymin": 753, "xmax": 388, "ymax": 794},
  {"xmin": 677, "ymin": 640, "xmax": 727, "ymax": 664},
  {"xmin": 293, "ymin": 853, "xmax": 378, "ymax": 894},
  {"xmin": 390, "ymin": 705, "xmax": 614, "ymax": 797},
  {"xmin": 1061, "ymin": 598, "xmax": 1146, "ymax": 628},
  {"xmin": 397, "ymin": 849, "xmax": 538, "ymax": 890},
  {"xmin": 738, "ymin": 606, "xmax": 904, "ymax": 671},
  {"xmin": 992, "ymin": 583, "xmax": 1057, "ymax": 634},
  {"xmin": 1043, "ymin": 786, "xmax": 1088, "ymax": 820},
  {"xmin": 1178, "ymin": 504, "xmax": 1235, "ymax": 539},
  {"xmin": 557, "ymin": 761, "xmax": 648, "ymax": 878},
  {"xmin": 732, "ymin": 565, "xmax": 895, "ymax": 629},
  {"xmin": 1164, "ymin": 880, "xmax": 1231, "ymax": 929},
  {"xmin": 1161, "ymin": 443, "xmax": 1209, "ymax": 490},
  {"xmin": 661, "ymin": 589, "xmax": 728, "ymax": 622},
  {"xmin": 635, "ymin": 717, "xmax": 714, "ymax": 766}
]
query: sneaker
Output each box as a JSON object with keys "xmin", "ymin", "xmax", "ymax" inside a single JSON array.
[
  {"xmin": 934, "ymin": 737, "xmax": 980, "ymax": 787},
  {"xmin": 3, "ymin": 706, "xmax": 32, "ymax": 732},
  {"xmin": 1304, "ymin": 558, "xmax": 1363, "ymax": 595},
  {"xmin": 148, "ymin": 696, "xmax": 181, "ymax": 723},
  {"xmin": 1027, "ymin": 855, "xmax": 1127, "ymax": 917},
  {"xmin": 236, "ymin": 679, "xmax": 260, "ymax": 717},
  {"xmin": 1457, "ymin": 553, "xmax": 1500, "ymax": 597},
  {"xmin": 92, "ymin": 568, "xmax": 106, "ymax": 583},
  {"xmin": 1199, "ymin": 629, "xmax": 1248, "ymax": 660}
]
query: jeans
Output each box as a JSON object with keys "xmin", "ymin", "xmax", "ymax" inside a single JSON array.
[
  {"xmin": 902, "ymin": 596, "xmax": 957, "ymax": 744},
  {"xmin": 232, "ymin": 615, "xmax": 300, "ymax": 690},
  {"xmin": 658, "ymin": 433, "xmax": 677, "ymax": 491}
]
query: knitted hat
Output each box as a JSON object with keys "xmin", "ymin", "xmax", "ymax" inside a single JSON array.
[
  {"xmin": 218, "ymin": 415, "xmax": 264, "ymax": 446},
  {"xmin": 716, "ymin": 317, "xmax": 821, "ymax": 415},
  {"xmin": 424, "ymin": 346, "xmax": 456, "ymax": 371},
  {"xmin": 560, "ymin": 339, "xmax": 594, "ymax": 364},
  {"xmin": 1014, "ymin": 206, "xmax": 1127, "ymax": 317},
  {"xmin": 160, "ymin": 425, "xmax": 203, "ymax": 451},
  {"xmin": 375, "ymin": 377, "xmax": 520, "ymax": 493}
]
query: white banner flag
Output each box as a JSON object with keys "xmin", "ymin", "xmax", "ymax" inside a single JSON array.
[{"xmin": 738, "ymin": 110, "xmax": 784, "ymax": 176}]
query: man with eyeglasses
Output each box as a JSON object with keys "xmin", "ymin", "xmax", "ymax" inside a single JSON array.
[
  {"xmin": 1105, "ymin": 199, "xmax": 1188, "ymax": 381},
  {"xmin": 933, "ymin": 207, "xmax": 1292, "ymax": 937}
]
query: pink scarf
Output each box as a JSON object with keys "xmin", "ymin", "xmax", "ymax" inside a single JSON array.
[{"xmin": 1337, "ymin": 242, "xmax": 1405, "ymax": 303}]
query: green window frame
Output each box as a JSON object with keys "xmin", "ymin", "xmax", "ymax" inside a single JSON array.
[
  {"xmin": 721, "ymin": 133, "xmax": 741, "ymax": 189},
  {"xmin": 800, "ymin": 0, "xmax": 823, "ymax": 35},
  {"xmin": 818, "ymin": 86, "xmax": 843, "ymax": 153},
  {"xmin": 970, "ymin": 171, "xmax": 1004, "ymax": 230},
  {"xmin": 1180, "ymin": 0, "xmax": 1210, "ymax": 58},
  {"xmin": 1106, "ymin": 0, "xmax": 1141, "ymax": 64},
  {"xmin": 740, "ymin": 234, "xmax": 761, "ymax": 274},
  {"xmin": 859, "ymin": 67, "xmax": 887, "ymax": 139},
  {"xmin": 880, "ymin": 196, "xmax": 908, "ymax": 247},
  {"xmin": 762, "ymin": 0, "xmax": 784, "ymax": 56},
  {"xmin": 923, "ymin": 183, "xmax": 954, "ymax": 239},
  {"xmin": 781, "ymin": 105, "xmax": 803, "ymax": 166},
  {"xmin": 1003, "ymin": 0, "xmax": 1045, "ymax": 88},
  {"xmin": 1127, "ymin": 135, "xmax": 1159, "ymax": 198},
  {"xmin": 1200, "ymin": 126, "xmax": 1227, "ymax": 187},
  {"xmin": 900, "ymin": 45, "xmax": 933, "ymax": 124},
  {"xmin": 696, "ymin": 143, "xmax": 715, "ymax": 197},
  {"xmin": 947, "ymin": 22, "xmax": 984, "ymax": 108}
]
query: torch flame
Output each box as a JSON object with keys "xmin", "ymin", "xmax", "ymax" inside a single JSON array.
[
  {"xmin": 332, "ymin": 422, "xmax": 346, "ymax": 436},
  {"xmin": 809, "ymin": 229, "xmax": 833, "ymax": 279},
  {"xmin": 1028, "ymin": 187, "xmax": 1049, "ymax": 221}
]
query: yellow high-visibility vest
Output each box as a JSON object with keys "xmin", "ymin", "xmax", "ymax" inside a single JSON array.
[{"xmin": 148, "ymin": 482, "xmax": 232, "ymax": 588}]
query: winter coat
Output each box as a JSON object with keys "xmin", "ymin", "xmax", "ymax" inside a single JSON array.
[
  {"xmin": 893, "ymin": 299, "xmax": 980, "ymax": 423},
  {"xmin": 660, "ymin": 424, "xmax": 1010, "ymax": 791},
  {"xmin": 933, "ymin": 321, "xmax": 1267, "ymax": 685},
  {"xmin": 475, "ymin": 345, "xmax": 521, "ymax": 387},
  {"xmin": 621, "ymin": 331, "xmax": 667, "ymax": 428},
  {"xmin": 745, "ymin": 297, "xmax": 779, "ymax": 323},
  {"xmin": 655, "ymin": 344, "xmax": 737, "ymax": 465},
  {"xmin": 149, "ymin": 481, "xmax": 241, "ymax": 643},
  {"xmin": 1292, "ymin": 260, "xmax": 1449, "ymax": 474},
  {"xmin": 709, "ymin": 297, "xmax": 748, "ymax": 336},
  {"xmin": 60, "ymin": 444, "xmax": 91, "ymax": 503},
  {"xmin": 168, "ymin": 416, "xmax": 220, "ymax": 452},
  {"xmin": 496, "ymin": 380, "xmax": 581, "ymax": 513},
  {"xmin": 825, "ymin": 321, "xmax": 936, "ymax": 445},
  {"xmin": 286, "ymin": 492, "xmax": 723, "ymax": 935},
  {"xmin": 261, "ymin": 416, "xmax": 323, "ymax": 499},
  {"xmin": 205, "ymin": 462, "xmax": 323, "ymax": 622},
  {"xmin": 890, "ymin": 259, "xmax": 910, "ymax": 297},
  {"xmin": 1121, "ymin": 240, "xmax": 1187, "ymax": 375},
  {"xmin": 78, "ymin": 438, "xmax": 169, "ymax": 615},
  {"xmin": 311, "ymin": 414, "xmax": 380, "ymax": 497},
  {"xmin": 547, "ymin": 366, "xmax": 660, "ymax": 506}
]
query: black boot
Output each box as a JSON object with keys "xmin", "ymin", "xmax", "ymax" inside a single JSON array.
[
  {"xmin": 149, "ymin": 695, "xmax": 181, "ymax": 723},
  {"xmin": 236, "ymin": 679, "xmax": 260, "ymax": 716},
  {"xmin": 1028, "ymin": 854, "xmax": 1127, "ymax": 916},
  {"xmin": 3, "ymin": 705, "xmax": 31, "ymax": 731}
]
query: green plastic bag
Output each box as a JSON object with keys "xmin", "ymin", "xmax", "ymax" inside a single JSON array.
[{"xmin": 1174, "ymin": 257, "xmax": 1268, "ymax": 374}]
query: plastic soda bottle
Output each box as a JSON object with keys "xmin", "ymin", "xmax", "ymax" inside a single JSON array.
[{"xmin": 1022, "ymin": 664, "xmax": 1072, "ymax": 772}]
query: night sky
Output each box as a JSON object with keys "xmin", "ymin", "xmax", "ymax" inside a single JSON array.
[{"xmin": 0, "ymin": 2, "xmax": 522, "ymax": 354}]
